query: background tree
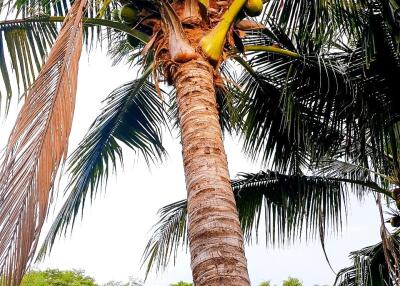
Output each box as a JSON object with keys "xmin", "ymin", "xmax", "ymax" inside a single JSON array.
[
  {"xmin": 282, "ymin": 277, "xmax": 303, "ymax": 286},
  {"xmin": 21, "ymin": 269, "xmax": 97, "ymax": 286},
  {"xmin": 169, "ymin": 281, "xmax": 193, "ymax": 286},
  {"xmin": 102, "ymin": 278, "xmax": 143, "ymax": 286}
]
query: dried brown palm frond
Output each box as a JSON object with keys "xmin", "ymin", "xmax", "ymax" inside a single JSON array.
[{"xmin": 0, "ymin": 0, "xmax": 87, "ymax": 284}]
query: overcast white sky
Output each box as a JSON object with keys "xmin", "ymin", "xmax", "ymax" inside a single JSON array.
[{"xmin": 0, "ymin": 50, "xmax": 385, "ymax": 286}]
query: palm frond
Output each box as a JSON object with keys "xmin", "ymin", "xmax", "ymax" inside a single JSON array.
[
  {"xmin": 0, "ymin": 17, "xmax": 58, "ymax": 110},
  {"xmin": 141, "ymin": 200, "xmax": 187, "ymax": 278},
  {"xmin": 236, "ymin": 62, "xmax": 347, "ymax": 172},
  {"xmin": 260, "ymin": 0, "xmax": 399, "ymax": 54},
  {"xmin": 316, "ymin": 159, "xmax": 380, "ymax": 183},
  {"xmin": 237, "ymin": 20, "xmax": 398, "ymax": 173},
  {"xmin": 233, "ymin": 171, "xmax": 347, "ymax": 245},
  {"xmin": 0, "ymin": 15, "xmax": 150, "ymax": 107},
  {"xmin": 235, "ymin": 23, "xmax": 359, "ymax": 172},
  {"xmin": 335, "ymin": 232, "xmax": 400, "ymax": 286},
  {"xmin": 9, "ymin": 0, "xmax": 71, "ymax": 16},
  {"xmin": 106, "ymin": 29, "xmax": 148, "ymax": 68},
  {"xmin": 0, "ymin": 0, "xmax": 87, "ymax": 284},
  {"xmin": 142, "ymin": 170, "xmax": 350, "ymax": 275},
  {"xmin": 354, "ymin": 0, "xmax": 400, "ymax": 65},
  {"xmin": 218, "ymin": 61, "xmax": 244, "ymax": 133},
  {"xmin": 3, "ymin": 0, "xmax": 117, "ymax": 18},
  {"xmin": 261, "ymin": 0, "xmax": 365, "ymax": 46},
  {"xmin": 314, "ymin": 132, "xmax": 400, "ymax": 195},
  {"xmin": 37, "ymin": 73, "xmax": 167, "ymax": 260}
]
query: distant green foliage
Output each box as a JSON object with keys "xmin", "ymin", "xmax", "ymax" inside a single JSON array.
[
  {"xmin": 102, "ymin": 278, "xmax": 143, "ymax": 286},
  {"xmin": 170, "ymin": 281, "xmax": 193, "ymax": 286},
  {"xmin": 283, "ymin": 277, "xmax": 303, "ymax": 286},
  {"xmin": 259, "ymin": 281, "xmax": 271, "ymax": 286},
  {"xmin": 21, "ymin": 269, "xmax": 97, "ymax": 286}
]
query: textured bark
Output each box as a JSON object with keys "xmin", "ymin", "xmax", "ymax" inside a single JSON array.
[{"xmin": 174, "ymin": 59, "xmax": 250, "ymax": 285}]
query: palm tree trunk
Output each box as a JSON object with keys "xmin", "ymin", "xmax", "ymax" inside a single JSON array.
[{"xmin": 174, "ymin": 59, "xmax": 250, "ymax": 285}]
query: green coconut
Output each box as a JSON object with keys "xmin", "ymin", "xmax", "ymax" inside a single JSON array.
[
  {"xmin": 119, "ymin": 5, "xmax": 139, "ymax": 24},
  {"xmin": 244, "ymin": 0, "xmax": 263, "ymax": 17},
  {"xmin": 111, "ymin": 9, "xmax": 120, "ymax": 21}
]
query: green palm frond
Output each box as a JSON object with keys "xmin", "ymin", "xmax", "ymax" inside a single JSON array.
[
  {"xmin": 237, "ymin": 20, "xmax": 399, "ymax": 173},
  {"xmin": 36, "ymin": 72, "xmax": 167, "ymax": 260},
  {"xmin": 316, "ymin": 161, "xmax": 397, "ymax": 199},
  {"xmin": 0, "ymin": 17, "xmax": 57, "ymax": 110},
  {"xmin": 141, "ymin": 199, "xmax": 187, "ymax": 278},
  {"xmin": 142, "ymin": 170, "xmax": 352, "ymax": 275},
  {"xmin": 81, "ymin": 0, "xmax": 122, "ymax": 52},
  {"xmin": 0, "ymin": 15, "xmax": 150, "ymax": 107},
  {"xmin": 218, "ymin": 61, "xmax": 244, "ymax": 133},
  {"xmin": 236, "ymin": 58, "xmax": 347, "ymax": 172},
  {"xmin": 261, "ymin": 0, "xmax": 399, "ymax": 56},
  {"xmin": 314, "ymin": 124, "xmax": 400, "ymax": 192},
  {"xmin": 316, "ymin": 159, "xmax": 383, "ymax": 184},
  {"xmin": 235, "ymin": 24, "xmax": 357, "ymax": 171},
  {"xmin": 360, "ymin": 0, "xmax": 400, "ymax": 64},
  {"xmin": 10, "ymin": 0, "xmax": 71, "ymax": 16},
  {"xmin": 212, "ymin": 83, "xmax": 241, "ymax": 134},
  {"xmin": 335, "ymin": 232, "xmax": 400, "ymax": 286},
  {"xmin": 233, "ymin": 171, "xmax": 347, "ymax": 244},
  {"xmin": 106, "ymin": 30, "xmax": 150, "ymax": 68},
  {"xmin": 3, "ymin": 0, "xmax": 116, "ymax": 18},
  {"xmin": 261, "ymin": 0, "xmax": 365, "ymax": 46},
  {"xmin": 236, "ymin": 68, "xmax": 310, "ymax": 172}
]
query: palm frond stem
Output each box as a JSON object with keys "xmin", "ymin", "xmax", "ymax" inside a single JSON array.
[
  {"xmin": 232, "ymin": 55, "xmax": 258, "ymax": 76},
  {"xmin": 329, "ymin": 178, "xmax": 391, "ymax": 197},
  {"xmin": 0, "ymin": 17, "xmax": 150, "ymax": 43},
  {"xmin": 244, "ymin": 45, "xmax": 300, "ymax": 58}
]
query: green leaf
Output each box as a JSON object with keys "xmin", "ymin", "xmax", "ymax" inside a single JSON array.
[
  {"xmin": 233, "ymin": 171, "xmax": 346, "ymax": 245},
  {"xmin": 236, "ymin": 22, "xmax": 398, "ymax": 173},
  {"xmin": 141, "ymin": 200, "xmax": 188, "ymax": 278},
  {"xmin": 37, "ymin": 72, "xmax": 167, "ymax": 260},
  {"xmin": 261, "ymin": 0, "xmax": 365, "ymax": 48},
  {"xmin": 335, "ymin": 231, "xmax": 400, "ymax": 286},
  {"xmin": 0, "ymin": 18, "xmax": 57, "ymax": 111},
  {"xmin": 142, "ymin": 170, "xmax": 351, "ymax": 275},
  {"xmin": 0, "ymin": 15, "xmax": 150, "ymax": 111}
]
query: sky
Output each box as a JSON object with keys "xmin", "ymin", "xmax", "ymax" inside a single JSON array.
[{"xmin": 0, "ymin": 49, "xmax": 386, "ymax": 286}]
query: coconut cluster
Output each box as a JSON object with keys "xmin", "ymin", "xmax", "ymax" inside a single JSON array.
[
  {"xmin": 112, "ymin": 2, "xmax": 159, "ymax": 48},
  {"xmin": 111, "ymin": 0, "xmax": 264, "ymax": 50}
]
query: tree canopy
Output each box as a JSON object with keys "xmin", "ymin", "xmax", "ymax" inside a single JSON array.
[
  {"xmin": 169, "ymin": 282, "xmax": 193, "ymax": 286},
  {"xmin": 21, "ymin": 269, "xmax": 97, "ymax": 286},
  {"xmin": 282, "ymin": 277, "xmax": 303, "ymax": 286}
]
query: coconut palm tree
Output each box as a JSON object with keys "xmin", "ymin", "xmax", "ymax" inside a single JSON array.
[
  {"xmin": 142, "ymin": 119, "xmax": 400, "ymax": 282},
  {"xmin": 0, "ymin": 0, "xmax": 399, "ymax": 285}
]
